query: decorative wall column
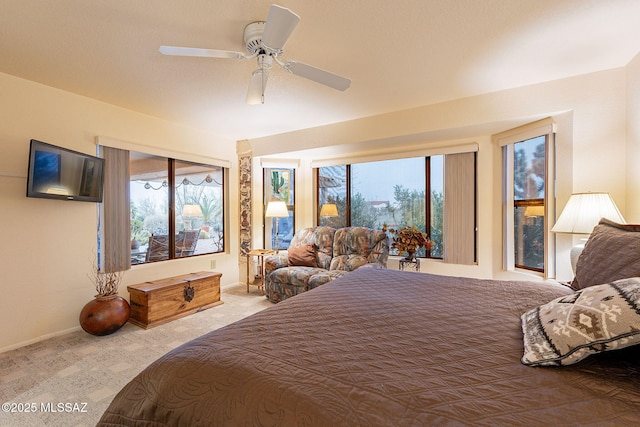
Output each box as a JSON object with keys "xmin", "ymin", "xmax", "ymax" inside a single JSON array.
[{"xmin": 238, "ymin": 148, "xmax": 252, "ymax": 257}]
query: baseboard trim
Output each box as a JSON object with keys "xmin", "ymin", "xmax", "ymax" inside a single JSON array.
[{"xmin": 0, "ymin": 325, "xmax": 82, "ymax": 354}]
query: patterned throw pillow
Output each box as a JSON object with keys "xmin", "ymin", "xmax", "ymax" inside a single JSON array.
[{"xmin": 521, "ymin": 277, "xmax": 640, "ymax": 366}]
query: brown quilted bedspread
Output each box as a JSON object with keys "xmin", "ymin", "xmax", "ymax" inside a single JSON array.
[{"xmin": 98, "ymin": 268, "xmax": 640, "ymax": 426}]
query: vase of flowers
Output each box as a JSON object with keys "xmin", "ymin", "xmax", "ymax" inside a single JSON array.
[{"xmin": 382, "ymin": 225, "xmax": 434, "ymax": 261}]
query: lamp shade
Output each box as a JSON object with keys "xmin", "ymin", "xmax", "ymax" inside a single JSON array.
[
  {"xmin": 319, "ymin": 203, "xmax": 339, "ymax": 217},
  {"xmin": 552, "ymin": 192, "xmax": 625, "ymax": 234},
  {"xmin": 265, "ymin": 200, "xmax": 289, "ymax": 218},
  {"xmin": 182, "ymin": 204, "xmax": 203, "ymax": 217},
  {"xmin": 524, "ymin": 205, "xmax": 544, "ymax": 217}
]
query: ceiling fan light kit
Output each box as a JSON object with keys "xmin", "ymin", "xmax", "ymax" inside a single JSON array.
[{"xmin": 159, "ymin": 4, "xmax": 351, "ymax": 105}]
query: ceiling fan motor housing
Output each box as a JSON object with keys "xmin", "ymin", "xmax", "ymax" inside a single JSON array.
[{"xmin": 244, "ymin": 21, "xmax": 266, "ymax": 55}]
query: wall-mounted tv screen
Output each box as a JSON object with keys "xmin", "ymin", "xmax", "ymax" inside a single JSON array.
[{"xmin": 26, "ymin": 139, "xmax": 105, "ymax": 202}]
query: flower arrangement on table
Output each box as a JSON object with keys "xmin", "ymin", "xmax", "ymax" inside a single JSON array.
[{"xmin": 382, "ymin": 224, "xmax": 434, "ymax": 260}]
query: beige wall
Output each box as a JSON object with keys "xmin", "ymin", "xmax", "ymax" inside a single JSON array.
[
  {"xmin": 626, "ymin": 52, "xmax": 640, "ymax": 223},
  {"xmin": 0, "ymin": 61, "xmax": 635, "ymax": 352},
  {"xmin": 249, "ymin": 68, "xmax": 629, "ymax": 283},
  {"xmin": 0, "ymin": 73, "xmax": 239, "ymax": 352}
]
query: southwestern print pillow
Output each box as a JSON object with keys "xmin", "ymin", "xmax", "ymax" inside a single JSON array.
[{"xmin": 521, "ymin": 277, "xmax": 640, "ymax": 366}]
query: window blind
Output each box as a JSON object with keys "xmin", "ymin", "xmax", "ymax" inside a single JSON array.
[
  {"xmin": 310, "ymin": 142, "xmax": 478, "ymax": 168},
  {"xmin": 100, "ymin": 146, "xmax": 131, "ymax": 272},
  {"xmin": 495, "ymin": 117, "xmax": 556, "ymax": 147},
  {"xmin": 443, "ymin": 152, "xmax": 476, "ymax": 265},
  {"xmin": 97, "ymin": 136, "xmax": 231, "ymax": 169},
  {"xmin": 260, "ymin": 158, "xmax": 301, "ymax": 169}
]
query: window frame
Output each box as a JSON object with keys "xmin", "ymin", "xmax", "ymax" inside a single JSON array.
[
  {"xmin": 98, "ymin": 137, "xmax": 231, "ymax": 270},
  {"xmin": 513, "ymin": 197, "xmax": 545, "ymax": 272},
  {"xmin": 499, "ymin": 119, "xmax": 556, "ymax": 278},
  {"xmin": 127, "ymin": 152, "xmax": 226, "ymax": 265},
  {"xmin": 315, "ymin": 156, "xmax": 449, "ymax": 260},
  {"xmin": 263, "ymin": 167, "xmax": 295, "ymax": 251}
]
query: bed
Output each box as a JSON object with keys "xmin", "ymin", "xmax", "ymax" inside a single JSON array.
[{"xmin": 99, "ymin": 259, "xmax": 640, "ymax": 426}]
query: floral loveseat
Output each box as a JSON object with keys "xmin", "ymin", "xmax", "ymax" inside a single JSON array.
[{"xmin": 264, "ymin": 226, "xmax": 389, "ymax": 303}]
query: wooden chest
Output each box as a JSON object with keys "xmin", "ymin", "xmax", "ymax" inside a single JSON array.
[{"xmin": 127, "ymin": 271, "xmax": 223, "ymax": 329}]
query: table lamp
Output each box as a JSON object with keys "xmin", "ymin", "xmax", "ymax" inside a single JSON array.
[
  {"xmin": 265, "ymin": 200, "xmax": 289, "ymax": 252},
  {"xmin": 552, "ymin": 192, "xmax": 625, "ymax": 273},
  {"xmin": 320, "ymin": 203, "xmax": 339, "ymax": 217},
  {"xmin": 181, "ymin": 204, "xmax": 203, "ymax": 230}
]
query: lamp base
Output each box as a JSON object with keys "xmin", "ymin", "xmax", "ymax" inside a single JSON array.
[{"xmin": 570, "ymin": 242, "xmax": 586, "ymax": 276}]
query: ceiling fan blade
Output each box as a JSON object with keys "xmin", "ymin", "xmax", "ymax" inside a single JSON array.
[
  {"xmin": 246, "ymin": 69, "xmax": 269, "ymax": 105},
  {"xmin": 261, "ymin": 5, "xmax": 300, "ymax": 51},
  {"xmin": 159, "ymin": 46, "xmax": 246, "ymax": 60},
  {"xmin": 285, "ymin": 61, "xmax": 351, "ymax": 91}
]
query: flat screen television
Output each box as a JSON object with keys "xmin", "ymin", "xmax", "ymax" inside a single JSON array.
[{"xmin": 26, "ymin": 139, "xmax": 105, "ymax": 202}]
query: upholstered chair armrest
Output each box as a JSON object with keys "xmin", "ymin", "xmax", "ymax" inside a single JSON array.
[
  {"xmin": 264, "ymin": 252, "xmax": 289, "ymax": 274},
  {"xmin": 356, "ymin": 262, "xmax": 386, "ymax": 270},
  {"xmin": 368, "ymin": 238, "xmax": 390, "ymax": 267}
]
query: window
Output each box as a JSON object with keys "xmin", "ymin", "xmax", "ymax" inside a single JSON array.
[
  {"xmin": 429, "ymin": 155, "xmax": 444, "ymax": 258},
  {"xmin": 316, "ymin": 155, "xmax": 462, "ymax": 260},
  {"xmin": 351, "ymin": 158, "xmax": 426, "ymax": 231},
  {"xmin": 499, "ymin": 118, "xmax": 556, "ymax": 277},
  {"xmin": 513, "ymin": 137, "xmax": 545, "ymax": 271},
  {"xmin": 264, "ymin": 168, "xmax": 295, "ymax": 251},
  {"xmin": 129, "ymin": 152, "xmax": 225, "ymax": 264},
  {"xmin": 318, "ymin": 165, "xmax": 347, "ymax": 228}
]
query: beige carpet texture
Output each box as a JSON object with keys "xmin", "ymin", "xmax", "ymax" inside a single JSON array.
[{"xmin": 0, "ymin": 283, "xmax": 271, "ymax": 426}]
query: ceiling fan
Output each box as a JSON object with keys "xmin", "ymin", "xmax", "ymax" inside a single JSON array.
[{"xmin": 159, "ymin": 4, "xmax": 351, "ymax": 105}]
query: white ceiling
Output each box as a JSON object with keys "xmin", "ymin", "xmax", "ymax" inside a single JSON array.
[{"xmin": 1, "ymin": 0, "xmax": 639, "ymax": 141}]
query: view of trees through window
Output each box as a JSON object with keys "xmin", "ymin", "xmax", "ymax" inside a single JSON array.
[
  {"xmin": 264, "ymin": 168, "xmax": 295, "ymax": 251},
  {"xmin": 129, "ymin": 152, "xmax": 224, "ymax": 264},
  {"xmin": 318, "ymin": 156, "xmax": 444, "ymax": 258},
  {"xmin": 513, "ymin": 136, "xmax": 546, "ymax": 271}
]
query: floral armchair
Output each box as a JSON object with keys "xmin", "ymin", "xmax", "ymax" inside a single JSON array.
[{"xmin": 264, "ymin": 226, "xmax": 389, "ymax": 303}]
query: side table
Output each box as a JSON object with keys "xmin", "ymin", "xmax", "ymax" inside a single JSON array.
[
  {"xmin": 399, "ymin": 257, "xmax": 420, "ymax": 272},
  {"xmin": 245, "ymin": 249, "xmax": 275, "ymax": 294}
]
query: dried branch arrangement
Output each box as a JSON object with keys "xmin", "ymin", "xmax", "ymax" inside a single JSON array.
[{"xmin": 89, "ymin": 254, "xmax": 124, "ymax": 297}]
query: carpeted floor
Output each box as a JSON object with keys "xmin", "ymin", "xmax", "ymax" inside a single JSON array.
[{"xmin": 0, "ymin": 282, "xmax": 272, "ymax": 427}]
